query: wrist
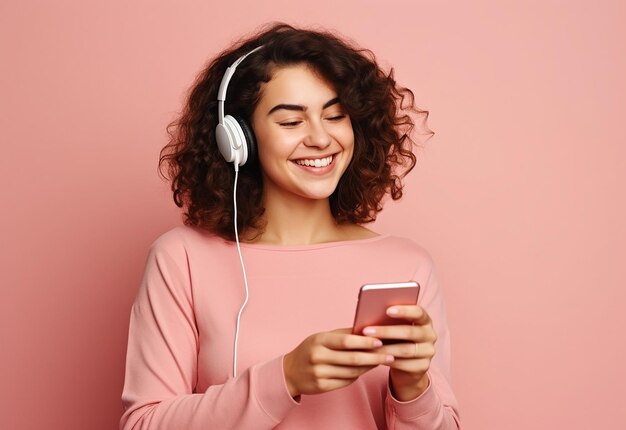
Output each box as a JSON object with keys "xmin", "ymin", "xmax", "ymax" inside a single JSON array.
[
  {"xmin": 282, "ymin": 353, "xmax": 300, "ymax": 398},
  {"xmin": 389, "ymin": 371, "xmax": 430, "ymax": 402}
]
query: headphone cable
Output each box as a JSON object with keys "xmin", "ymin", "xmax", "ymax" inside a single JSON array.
[{"xmin": 232, "ymin": 163, "xmax": 250, "ymax": 379}]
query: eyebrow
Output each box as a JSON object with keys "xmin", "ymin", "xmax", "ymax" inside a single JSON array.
[{"xmin": 267, "ymin": 97, "xmax": 340, "ymax": 116}]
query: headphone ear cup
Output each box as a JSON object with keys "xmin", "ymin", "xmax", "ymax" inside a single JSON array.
[
  {"xmin": 217, "ymin": 115, "xmax": 249, "ymax": 166},
  {"xmin": 216, "ymin": 116, "xmax": 237, "ymax": 164},
  {"xmin": 234, "ymin": 116, "xmax": 257, "ymax": 166}
]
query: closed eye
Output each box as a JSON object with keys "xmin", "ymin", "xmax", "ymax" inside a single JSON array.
[
  {"xmin": 326, "ymin": 114, "xmax": 346, "ymax": 121},
  {"xmin": 279, "ymin": 120, "xmax": 302, "ymax": 127}
]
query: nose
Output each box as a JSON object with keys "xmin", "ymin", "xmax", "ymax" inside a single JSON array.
[{"xmin": 303, "ymin": 119, "xmax": 332, "ymax": 149}]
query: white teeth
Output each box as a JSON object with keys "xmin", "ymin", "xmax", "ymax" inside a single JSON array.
[{"xmin": 294, "ymin": 155, "xmax": 333, "ymax": 167}]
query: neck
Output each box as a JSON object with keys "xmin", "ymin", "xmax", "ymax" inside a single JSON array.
[{"xmin": 250, "ymin": 185, "xmax": 341, "ymax": 246}]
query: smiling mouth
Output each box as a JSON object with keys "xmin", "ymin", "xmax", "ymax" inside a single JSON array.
[{"xmin": 292, "ymin": 154, "xmax": 335, "ymax": 168}]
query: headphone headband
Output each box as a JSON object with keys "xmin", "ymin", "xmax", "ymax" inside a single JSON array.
[
  {"xmin": 215, "ymin": 45, "xmax": 264, "ymax": 167},
  {"xmin": 217, "ymin": 45, "xmax": 264, "ymax": 123}
]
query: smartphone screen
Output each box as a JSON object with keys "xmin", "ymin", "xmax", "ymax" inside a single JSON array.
[{"xmin": 352, "ymin": 281, "xmax": 420, "ymax": 338}]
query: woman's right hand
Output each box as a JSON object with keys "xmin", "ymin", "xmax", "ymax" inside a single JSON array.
[{"xmin": 282, "ymin": 328, "xmax": 395, "ymax": 398}]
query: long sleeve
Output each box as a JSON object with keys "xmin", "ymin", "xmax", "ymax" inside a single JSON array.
[
  {"xmin": 120, "ymin": 240, "xmax": 298, "ymax": 430},
  {"xmin": 384, "ymin": 256, "xmax": 461, "ymax": 429},
  {"xmin": 121, "ymin": 227, "xmax": 460, "ymax": 429}
]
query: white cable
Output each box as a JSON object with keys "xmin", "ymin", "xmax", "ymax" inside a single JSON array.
[{"xmin": 232, "ymin": 163, "xmax": 250, "ymax": 378}]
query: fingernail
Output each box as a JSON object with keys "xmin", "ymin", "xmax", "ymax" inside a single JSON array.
[
  {"xmin": 372, "ymin": 339, "xmax": 383, "ymax": 347},
  {"xmin": 387, "ymin": 308, "xmax": 399, "ymax": 316},
  {"xmin": 386, "ymin": 355, "xmax": 395, "ymax": 363},
  {"xmin": 363, "ymin": 327, "xmax": 376, "ymax": 336}
]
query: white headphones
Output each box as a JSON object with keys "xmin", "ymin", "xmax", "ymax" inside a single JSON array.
[
  {"xmin": 215, "ymin": 45, "xmax": 264, "ymax": 378},
  {"xmin": 215, "ymin": 45, "xmax": 264, "ymax": 167}
]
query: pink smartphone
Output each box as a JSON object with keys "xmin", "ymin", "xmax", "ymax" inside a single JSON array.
[{"xmin": 352, "ymin": 281, "xmax": 420, "ymax": 339}]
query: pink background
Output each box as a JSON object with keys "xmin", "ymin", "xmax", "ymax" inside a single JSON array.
[{"xmin": 1, "ymin": 1, "xmax": 624, "ymax": 429}]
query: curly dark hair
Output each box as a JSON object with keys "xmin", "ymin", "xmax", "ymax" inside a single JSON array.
[{"xmin": 159, "ymin": 22, "xmax": 432, "ymax": 241}]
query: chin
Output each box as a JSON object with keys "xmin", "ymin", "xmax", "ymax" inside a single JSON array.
[
  {"xmin": 293, "ymin": 187, "xmax": 337, "ymax": 201},
  {"xmin": 297, "ymin": 175, "xmax": 348, "ymax": 199}
]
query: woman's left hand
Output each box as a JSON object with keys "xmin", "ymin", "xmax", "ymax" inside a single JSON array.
[{"xmin": 362, "ymin": 305, "xmax": 437, "ymax": 401}]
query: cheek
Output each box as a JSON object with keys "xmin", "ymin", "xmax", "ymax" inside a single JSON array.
[
  {"xmin": 341, "ymin": 129, "xmax": 355, "ymax": 156},
  {"xmin": 340, "ymin": 122, "xmax": 355, "ymax": 148},
  {"xmin": 255, "ymin": 128, "xmax": 279, "ymax": 161},
  {"xmin": 341, "ymin": 134, "xmax": 356, "ymax": 171},
  {"xmin": 255, "ymin": 133, "xmax": 292, "ymax": 177},
  {"xmin": 257, "ymin": 127, "xmax": 305, "ymax": 161},
  {"xmin": 257, "ymin": 137, "xmax": 290, "ymax": 164}
]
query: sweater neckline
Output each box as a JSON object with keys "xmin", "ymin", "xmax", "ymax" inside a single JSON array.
[{"xmin": 235, "ymin": 233, "xmax": 392, "ymax": 252}]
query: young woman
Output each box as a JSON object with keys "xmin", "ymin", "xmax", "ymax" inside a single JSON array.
[{"xmin": 120, "ymin": 23, "xmax": 460, "ymax": 429}]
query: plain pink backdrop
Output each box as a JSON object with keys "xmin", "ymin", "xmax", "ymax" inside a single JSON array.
[{"xmin": 1, "ymin": 1, "xmax": 624, "ymax": 429}]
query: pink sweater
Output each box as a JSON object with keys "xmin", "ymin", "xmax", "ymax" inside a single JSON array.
[{"xmin": 120, "ymin": 226, "xmax": 461, "ymax": 429}]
